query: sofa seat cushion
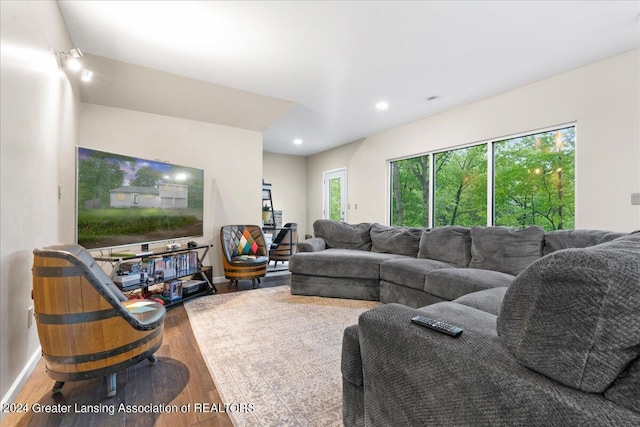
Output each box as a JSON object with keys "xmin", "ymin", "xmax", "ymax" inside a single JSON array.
[
  {"xmin": 380, "ymin": 257, "xmax": 454, "ymax": 291},
  {"xmin": 452, "ymin": 287, "xmax": 509, "ymax": 316},
  {"xmin": 380, "ymin": 281, "xmax": 446, "ymax": 308},
  {"xmin": 313, "ymin": 220, "xmax": 373, "ymax": 250},
  {"xmin": 289, "ymin": 249, "xmax": 404, "ymax": 279},
  {"xmin": 370, "ymin": 224, "xmax": 423, "ymax": 256},
  {"xmin": 497, "ymin": 233, "xmax": 640, "ymax": 393},
  {"xmin": 425, "ymin": 268, "xmax": 515, "ymax": 301},
  {"xmin": 291, "ymin": 275, "xmax": 381, "ymax": 301}
]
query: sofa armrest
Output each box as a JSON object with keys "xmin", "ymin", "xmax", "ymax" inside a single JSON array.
[
  {"xmin": 342, "ymin": 325, "xmax": 363, "ymax": 385},
  {"xmin": 357, "ymin": 303, "xmax": 639, "ymax": 426},
  {"xmin": 296, "ymin": 237, "xmax": 326, "ymax": 252}
]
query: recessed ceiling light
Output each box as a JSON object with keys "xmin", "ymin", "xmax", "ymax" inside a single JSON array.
[
  {"xmin": 293, "ymin": 139, "xmax": 303, "ymax": 145},
  {"xmin": 425, "ymin": 96, "xmax": 439, "ymax": 101},
  {"xmin": 375, "ymin": 101, "xmax": 389, "ymax": 110}
]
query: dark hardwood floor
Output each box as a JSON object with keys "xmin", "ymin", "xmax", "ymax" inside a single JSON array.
[{"xmin": 2, "ymin": 272, "xmax": 290, "ymax": 427}]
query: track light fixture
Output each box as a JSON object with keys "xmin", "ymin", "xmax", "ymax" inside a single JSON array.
[
  {"xmin": 56, "ymin": 48, "xmax": 93, "ymax": 82},
  {"xmin": 56, "ymin": 47, "xmax": 82, "ymax": 69}
]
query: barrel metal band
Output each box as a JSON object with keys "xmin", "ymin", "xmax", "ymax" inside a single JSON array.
[
  {"xmin": 44, "ymin": 343, "xmax": 162, "ymax": 382},
  {"xmin": 32, "ymin": 266, "xmax": 82, "ymax": 278},
  {"xmin": 36, "ymin": 308, "xmax": 118, "ymax": 324},
  {"xmin": 226, "ymin": 266, "xmax": 265, "ymax": 272},
  {"xmin": 42, "ymin": 327, "xmax": 162, "ymax": 364}
]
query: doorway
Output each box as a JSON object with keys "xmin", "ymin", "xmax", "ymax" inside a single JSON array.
[{"xmin": 323, "ymin": 168, "xmax": 347, "ymax": 222}]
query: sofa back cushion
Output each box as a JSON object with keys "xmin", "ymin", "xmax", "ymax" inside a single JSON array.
[
  {"xmin": 313, "ymin": 220, "xmax": 373, "ymax": 251},
  {"xmin": 543, "ymin": 229, "xmax": 627, "ymax": 255},
  {"xmin": 417, "ymin": 226, "xmax": 471, "ymax": 267},
  {"xmin": 497, "ymin": 233, "xmax": 640, "ymax": 393},
  {"xmin": 370, "ymin": 224, "xmax": 423, "ymax": 256},
  {"xmin": 469, "ymin": 226, "xmax": 544, "ymax": 275}
]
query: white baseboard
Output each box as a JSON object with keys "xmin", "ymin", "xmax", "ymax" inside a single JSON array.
[{"xmin": 0, "ymin": 347, "xmax": 41, "ymax": 421}]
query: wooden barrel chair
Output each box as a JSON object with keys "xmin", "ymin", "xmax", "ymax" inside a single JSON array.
[
  {"xmin": 32, "ymin": 244, "xmax": 166, "ymax": 397},
  {"xmin": 220, "ymin": 225, "xmax": 269, "ymax": 288},
  {"xmin": 269, "ymin": 223, "xmax": 298, "ymax": 267}
]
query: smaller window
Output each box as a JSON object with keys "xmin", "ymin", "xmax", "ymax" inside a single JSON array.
[
  {"xmin": 434, "ymin": 144, "xmax": 487, "ymax": 227},
  {"xmin": 390, "ymin": 155, "xmax": 430, "ymax": 227}
]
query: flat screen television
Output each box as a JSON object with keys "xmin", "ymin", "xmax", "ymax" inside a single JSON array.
[{"xmin": 76, "ymin": 147, "xmax": 204, "ymax": 251}]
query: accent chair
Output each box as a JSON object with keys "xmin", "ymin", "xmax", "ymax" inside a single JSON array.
[
  {"xmin": 32, "ymin": 244, "xmax": 165, "ymax": 398},
  {"xmin": 269, "ymin": 222, "xmax": 298, "ymax": 267},
  {"xmin": 220, "ymin": 225, "xmax": 269, "ymax": 288}
]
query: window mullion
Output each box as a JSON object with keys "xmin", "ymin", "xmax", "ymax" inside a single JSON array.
[
  {"xmin": 429, "ymin": 153, "xmax": 434, "ymax": 228},
  {"xmin": 487, "ymin": 141, "xmax": 494, "ymax": 226}
]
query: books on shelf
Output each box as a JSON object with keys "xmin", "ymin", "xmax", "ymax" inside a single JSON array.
[
  {"xmin": 148, "ymin": 251, "xmax": 199, "ymax": 280},
  {"xmin": 273, "ymin": 210, "xmax": 283, "ymax": 228},
  {"xmin": 163, "ymin": 279, "xmax": 183, "ymax": 302},
  {"xmin": 113, "ymin": 249, "xmax": 201, "ymax": 291}
]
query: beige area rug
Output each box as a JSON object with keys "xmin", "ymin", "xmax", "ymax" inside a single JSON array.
[{"xmin": 184, "ymin": 285, "xmax": 380, "ymax": 426}]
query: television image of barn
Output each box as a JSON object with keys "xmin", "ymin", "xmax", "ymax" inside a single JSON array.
[{"xmin": 109, "ymin": 183, "xmax": 189, "ymax": 209}]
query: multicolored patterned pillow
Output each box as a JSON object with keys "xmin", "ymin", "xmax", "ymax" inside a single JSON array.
[{"xmin": 236, "ymin": 227, "xmax": 259, "ymax": 255}]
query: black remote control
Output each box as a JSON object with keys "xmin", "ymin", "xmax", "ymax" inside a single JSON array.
[{"xmin": 411, "ymin": 315, "xmax": 463, "ymax": 338}]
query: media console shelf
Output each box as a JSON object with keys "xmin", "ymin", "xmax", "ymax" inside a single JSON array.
[{"xmin": 94, "ymin": 244, "xmax": 215, "ymax": 308}]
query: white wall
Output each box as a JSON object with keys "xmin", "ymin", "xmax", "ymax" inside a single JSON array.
[
  {"xmin": 0, "ymin": 0, "xmax": 79, "ymax": 406},
  {"xmin": 79, "ymin": 103, "xmax": 264, "ymax": 277},
  {"xmin": 307, "ymin": 50, "xmax": 640, "ymax": 233},
  {"xmin": 263, "ymin": 152, "xmax": 308, "ymax": 235},
  {"xmin": 0, "ymin": 2, "xmax": 266, "ymax": 405}
]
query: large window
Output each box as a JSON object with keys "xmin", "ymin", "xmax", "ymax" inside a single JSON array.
[
  {"xmin": 494, "ymin": 127, "xmax": 575, "ymax": 230},
  {"xmin": 390, "ymin": 125, "xmax": 575, "ymax": 231}
]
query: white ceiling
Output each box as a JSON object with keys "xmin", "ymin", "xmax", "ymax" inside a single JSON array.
[{"xmin": 58, "ymin": 1, "xmax": 640, "ymax": 156}]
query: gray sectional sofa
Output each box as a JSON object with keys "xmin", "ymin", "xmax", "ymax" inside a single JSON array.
[
  {"xmin": 288, "ymin": 220, "xmax": 639, "ymax": 425},
  {"xmin": 289, "ymin": 220, "xmax": 624, "ymax": 307},
  {"xmin": 342, "ymin": 231, "xmax": 640, "ymax": 426}
]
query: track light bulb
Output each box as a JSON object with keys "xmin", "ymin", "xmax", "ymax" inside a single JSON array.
[{"xmin": 66, "ymin": 57, "xmax": 82, "ymax": 72}]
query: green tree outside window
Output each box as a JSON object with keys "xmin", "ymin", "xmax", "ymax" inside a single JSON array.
[{"xmin": 329, "ymin": 178, "xmax": 342, "ymax": 221}]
